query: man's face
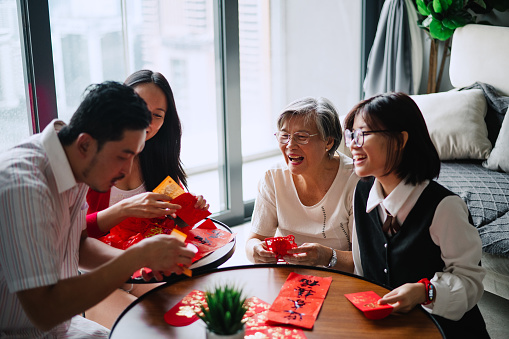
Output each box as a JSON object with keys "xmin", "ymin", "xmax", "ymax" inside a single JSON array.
[{"xmin": 83, "ymin": 129, "xmax": 146, "ymax": 192}]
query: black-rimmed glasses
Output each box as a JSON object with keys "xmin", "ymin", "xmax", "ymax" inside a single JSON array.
[
  {"xmin": 344, "ymin": 129, "xmax": 389, "ymax": 147},
  {"xmin": 275, "ymin": 131, "xmax": 318, "ymax": 145}
]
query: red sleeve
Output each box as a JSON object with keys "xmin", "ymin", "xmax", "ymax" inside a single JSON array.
[{"xmin": 86, "ymin": 189, "xmax": 112, "ymax": 238}]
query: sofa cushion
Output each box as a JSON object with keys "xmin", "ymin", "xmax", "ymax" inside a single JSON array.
[
  {"xmin": 483, "ymin": 107, "xmax": 509, "ymax": 173},
  {"xmin": 411, "ymin": 89, "xmax": 491, "ymax": 160}
]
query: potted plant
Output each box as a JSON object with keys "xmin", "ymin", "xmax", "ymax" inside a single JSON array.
[
  {"xmin": 196, "ymin": 284, "xmax": 248, "ymax": 339},
  {"xmin": 414, "ymin": 0, "xmax": 509, "ymax": 93}
]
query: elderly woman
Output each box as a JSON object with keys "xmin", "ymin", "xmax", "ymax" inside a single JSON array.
[{"xmin": 246, "ymin": 97, "xmax": 358, "ymax": 270}]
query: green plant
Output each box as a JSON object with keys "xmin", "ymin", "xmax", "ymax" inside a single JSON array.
[
  {"xmin": 413, "ymin": 0, "xmax": 509, "ymax": 92},
  {"xmin": 196, "ymin": 284, "xmax": 248, "ymax": 335}
]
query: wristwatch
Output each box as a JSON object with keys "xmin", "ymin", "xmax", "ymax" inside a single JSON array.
[
  {"xmin": 418, "ymin": 278, "xmax": 435, "ymax": 305},
  {"xmin": 326, "ymin": 248, "xmax": 337, "ymax": 268}
]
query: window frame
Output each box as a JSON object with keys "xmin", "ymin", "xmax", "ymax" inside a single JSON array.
[{"xmin": 17, "ymin": 0, "xmax": 375, "ymax": 226}]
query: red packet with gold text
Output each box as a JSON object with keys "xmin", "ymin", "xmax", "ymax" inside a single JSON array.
[
  {"xmin": 153, "ymin": 176, "xmax": 211, "ymax": 226},
  {"xmin": 244, "ymin": 296, "xmax": 307, "ymax": 338},
  {"xmin": 344, "ymin": 291, "xmax": 393, "ymax": 320},
  {"xmin": 164, "ymin": 289, "xmax": 206, "ymax": 326},
  {"xmin": 153, "ymin": 176, "xmax": 185, "ymax": 199},
  {"xmin": 266, "ymin": 272, "xmax": 332, "ymax": 329}
]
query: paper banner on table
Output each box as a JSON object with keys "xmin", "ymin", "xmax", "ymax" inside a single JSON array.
[
  {"xmin": 164, "ymin": 289, "xmax": 206, "ymax": 326},
  {"xmin": 184, "ymin": 227, "xmax": 236, "ymax": 261},
  {"xmin": 244, "ymin": 296, "xmax": 307, "ymax": 339},
  {"xmin": 344, "ymin": 291, "xmax": 393, "ymax": 320},
  {"xmin": 266, "ymin": 272, "xmax": 332, "ymax": 329}
]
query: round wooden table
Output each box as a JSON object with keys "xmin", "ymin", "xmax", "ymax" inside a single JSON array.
[{"xmin": 110, "ymin": 265, "xmax": 444, "ymax": 338}]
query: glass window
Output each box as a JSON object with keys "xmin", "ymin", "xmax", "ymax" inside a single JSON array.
[
  {"xmin": 48, "ymin": 0, "xmax": 225, "ymax": 214},
  {"xmin": 239, "ymin": 0, "xmax": 362, "ymax": 201},
  {"xmin": 0, "ymin": 0, "xmax": 30, "ymax": 152}
]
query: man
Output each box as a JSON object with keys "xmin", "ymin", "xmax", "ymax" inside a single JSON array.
[{"xmin": 0, "ymin": 81, "xmax": 195, "ymax": 338}]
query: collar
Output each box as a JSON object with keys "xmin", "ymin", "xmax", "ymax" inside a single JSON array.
[
  {"xmin": 366, "ymin": 178, "xmax": 430, "ymax": 223},
  {"xmin": 41, "ymin": 120, "xmax": 78, "ymax": 194}
]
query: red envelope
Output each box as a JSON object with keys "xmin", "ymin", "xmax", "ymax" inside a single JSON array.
[
  {"xmin": 171, "ymin": 193, "xmax": 211, "ymax": 226},
  {"xmin": 244, "ymin": 296, "xmax": 307, "ymax": 338},
  {"xmin": 266, "ymin": 272, "xmax": 332, "ymax": 329},
  {"xmin": 344, "ymin": 291, "xmax": 393, "ymax": 320},
  {"xmin": 164, "ymin": 289, "xmax": 206, "ymax": 326}
]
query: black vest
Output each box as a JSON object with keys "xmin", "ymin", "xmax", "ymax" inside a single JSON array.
[
  {"xmin": 355, "ymin": 178, "xmax": 448, "ymax": 288},
  {"xmin": 354, "ymin": 178, "xmax": 489, "ymax": 339}
]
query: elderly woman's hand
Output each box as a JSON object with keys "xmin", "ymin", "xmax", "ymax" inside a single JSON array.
[
  {"xmin": 283, "ymin": 243, "xmax": 332, "ymax": 267},
  {"xmin": 251, "ymin": 240, "xmax": 278, "ymax": 264}
]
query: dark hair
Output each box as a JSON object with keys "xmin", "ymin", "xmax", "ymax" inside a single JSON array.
[
  {"xmin": 277, "ymin": 97, "xmax": 342, "ymax": 159},
  {"xmin": 124, "ymin": 70, "xmax": 187, "ymax": 191},
  {"xmin": 58, "ymin": 81, "xmax": 151, "ymax": 151},
  {"xmin": 344, "ymin": 92, "xmax": 440, "ymax": 185}
]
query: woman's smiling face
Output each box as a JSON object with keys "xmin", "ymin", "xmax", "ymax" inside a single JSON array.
[
  {"xmin": 278, "ymin": 115, "xmax": 329, "ymax": 176},
  {"xmin": 349, "ymin": 114, "xmax": 389, "ymax": 179}
]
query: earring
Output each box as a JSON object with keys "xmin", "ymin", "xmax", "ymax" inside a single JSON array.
[{"xmin": 325, "ymin": 148, "xmax": 329, "ymax": 152}]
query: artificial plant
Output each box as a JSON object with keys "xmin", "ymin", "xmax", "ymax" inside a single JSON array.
[
  {"xmin": 196, "ymin": 284, "xmax": 248, "ymax": 336},
  {"xmin": 414, "ymin": 0, "xmax": 509, "ymax": 93}
]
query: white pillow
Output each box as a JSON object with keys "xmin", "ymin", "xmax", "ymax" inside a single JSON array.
[
  {"xmin": 410, "ymin": 89, "xmax": 492, "ymax": 160},
  {"xmin": 483, "ymin": 107, "xmax": 509, "ymax": 172}
]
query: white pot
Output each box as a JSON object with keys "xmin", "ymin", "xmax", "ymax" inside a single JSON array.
[{"xmin": 205, "ymin": 326, "xmax": 245, "ymax": 339}]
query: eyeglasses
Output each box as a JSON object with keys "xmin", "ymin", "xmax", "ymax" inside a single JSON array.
[
  {"xmin": 275, "ymin": 131, "xmax": 319, "ymax": 145},
  {"xmin": 344, "ymin": 129, "xmax": 389, "ymax": 147}
]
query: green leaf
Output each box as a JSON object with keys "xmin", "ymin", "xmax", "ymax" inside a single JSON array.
[
  {"xmin": 442, "ymin": 11, "xmax": 473, "ymax": 29},
  {"xmin": 433, "ymin": 0, "xmax": 453, "ymax": 13},
  {"xmin": 429, "ymin": 19, "xmax": 455, "ymax": 40},
  {"xmin": 416, "ymin": 0, "xmax": 431, "ymax": 15},
  {"xmin": 450, "ymin": 0, "xmax": 466, "ymax": 11}
]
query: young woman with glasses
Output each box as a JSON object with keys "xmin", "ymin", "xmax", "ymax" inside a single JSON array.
[
  {"xmin": 344, "ymin": 92, "xmax": 488, "ymax": 338},
  {"xmin": 245, "ymin": 97, "xmax": 359, "ymax": 270},
  {"xmin": 84, "ymin": 70, "xmax": 208, "ymax": 329}
]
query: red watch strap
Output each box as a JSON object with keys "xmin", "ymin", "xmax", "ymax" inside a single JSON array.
[{"xmin": 418, "ymin": 278, "xmax": 435, "ymax": 305}]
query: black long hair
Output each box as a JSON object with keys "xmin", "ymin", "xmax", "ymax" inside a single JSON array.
[{"xmin": 124, "ymin": 70, "xmax": 188, "ymax": 191}]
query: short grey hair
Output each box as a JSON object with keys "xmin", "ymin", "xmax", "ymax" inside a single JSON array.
[{"xmin": 277, "ymin": 97, "xmax": 342, "ymax": 159}]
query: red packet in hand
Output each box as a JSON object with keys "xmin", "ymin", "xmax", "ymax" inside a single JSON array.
[
  {"xmin": 344, "ymin": 291, "xmax": 393, "ymax": 320},
  {"xmin": 153, "ymin": 176, "xmax": 211, "ymax": 226},
  {"xmin": 265, "ymin": 235, "xmax": 298, "ymax": 262},
  {"xmin": 164, "ymin": 289, "xmax": 206, "ymax": 326},
  {"xmin": 170, "ymin": 192, "xmax": 211, "ymax": 226},
  {"xmin": 266, "ymin": 272, "xmax": 332, "ymax": 329}
]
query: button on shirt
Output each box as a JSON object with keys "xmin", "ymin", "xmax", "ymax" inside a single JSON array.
[
  {"xmin": 351, "ymin": 178, "xmax": 485, "ymax": 321},
  {"xmin": 0, "ymin": 121, "xmax": 89, "ymax": 337}
]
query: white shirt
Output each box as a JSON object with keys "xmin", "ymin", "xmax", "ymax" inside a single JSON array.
[
  {"xmin": 251, "ymin": 152, "xmax": 359, "ymax": 250},
  {"xmin": 352, "ymin": 179, "xmax": 485, "ymax": 320},
  {"xmin": 0, "ymin": 120, "xmax": 107, "ymax": 338}
]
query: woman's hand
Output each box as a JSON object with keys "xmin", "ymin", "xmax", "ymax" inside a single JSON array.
[
  {"xmin": 246, "ymin": 237, "xmax": 278, "ymax": 264},
  {"xmin": 378, "ymin": 283, "xmax": 427, "ymax": 314},
  {"xmin": 193, "ymin": 194, "xmax": 210, "ymax": 211},
  {"xmin": 117, "ymin": 192, "xmax": 181, "ymax": 219},
  {"xmin": 283, "ymin": 243, "xmax": 332, "ymax": 266}
]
